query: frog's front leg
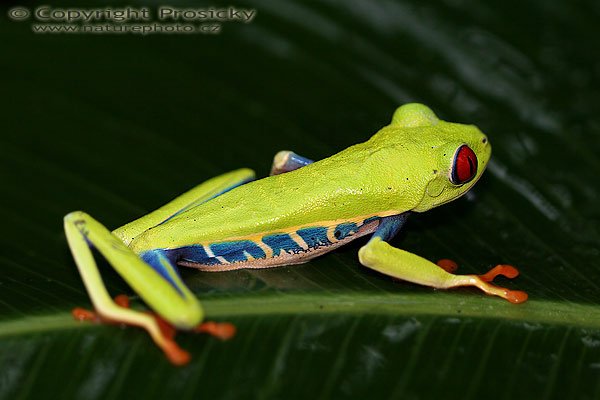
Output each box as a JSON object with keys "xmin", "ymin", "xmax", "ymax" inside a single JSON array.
[
  {"xmin": 358, "ymin": 216, "xmax": 528, "ymax": 303},
  {"xmin": 270, "ymin": 150, "xmax": 314, "ymax": 175}
]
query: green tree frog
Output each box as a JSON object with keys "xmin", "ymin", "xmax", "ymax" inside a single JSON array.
[{"xmin": 64, "ymin": 103, "xmax": 527, "ymax": 365}]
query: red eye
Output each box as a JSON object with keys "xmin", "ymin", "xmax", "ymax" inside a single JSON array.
[{"xmin": 451, "ymin": 145, "xmax": 477, "ymax": 185}]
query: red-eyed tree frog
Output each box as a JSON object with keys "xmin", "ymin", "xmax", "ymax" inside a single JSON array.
[{"xmin": 64, "ymin": 103, "xmax": 527, "ymax": 365}]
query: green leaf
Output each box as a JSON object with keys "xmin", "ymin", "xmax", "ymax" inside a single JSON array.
[{"xmin": 1, "ymin": 0, "xmax": 599, "ymax": 398}]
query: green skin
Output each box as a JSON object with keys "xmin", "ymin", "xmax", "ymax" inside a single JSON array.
[
  {"xmin": 64, "ymin": 104, "xmax": 524, "ymax": 365},
  {"xmin": 123, "ymin": 104, "xmax": 490, "ymax": 252}
]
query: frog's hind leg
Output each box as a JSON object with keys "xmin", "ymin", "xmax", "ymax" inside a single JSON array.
[
  {"xmin": 358, "ymin": 215, "xmax": 528, "ymax": 304},
  {"xmin": 64, "ymin": 211, "xmax": 233, "ymax": 365},
  {"xmin": 113, "ymin": 168, "xmax": 255, "ymax": 245},
  {"xmin": 270, "ymin": 151, "xmax": 314, "ymax": 175}
]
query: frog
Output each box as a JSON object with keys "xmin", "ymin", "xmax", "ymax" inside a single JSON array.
[{"xmin": 64, "ymin": 103, "xmax": 526, "ymax": 365}]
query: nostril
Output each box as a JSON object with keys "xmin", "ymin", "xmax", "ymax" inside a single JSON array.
[{"xmin": 482, "ymin": 137, "xmax": 487, "ymax": 144}]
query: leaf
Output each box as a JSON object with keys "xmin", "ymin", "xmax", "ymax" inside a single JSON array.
[{"xmin": 1, "ymin": 0, "xmax": 599, "ymax": 399}]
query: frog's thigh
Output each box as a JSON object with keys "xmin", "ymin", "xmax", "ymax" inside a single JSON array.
[
  {"xmin": 270, "ymin": 151, "xmax": 314, "ymax": 175},
  {"xmin": 113, "ymin": 168, "xmax": 256, "ymax": 243}
]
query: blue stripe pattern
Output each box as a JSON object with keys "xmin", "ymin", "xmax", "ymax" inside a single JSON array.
[
  {"xmin": 168, "ymin": 216, "xmax": 383, "ymax": 267},
  {"xmin": 262, "ymin": 233, "xmax": 304, "ymax": 256},
  {"xmin": 210, "ymin": 240, "xmax": 266, "ymax": 263},
  {"xmin": 297, "ymin": 227, "xmax": 331, "ymax": 249},
  {"xmin": 333, "ymin": 222, "xmax": 359, "ymax": 240},
  {"xmin": 171, "ymin": 244, "xmax": 221, "ymax": 265}
]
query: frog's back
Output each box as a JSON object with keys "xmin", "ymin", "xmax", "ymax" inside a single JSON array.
[
  {"xmin": 129, "ymin": 133, "xmax": 422, "ymax": 254},
  {"xmin": 183, "ymin": 145, "xmax": 406, "ymax": 237}
]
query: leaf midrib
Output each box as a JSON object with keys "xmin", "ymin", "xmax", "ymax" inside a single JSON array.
[{"xmin": 1, "ymin": 292, "xmax": 599, "ymax": 338}]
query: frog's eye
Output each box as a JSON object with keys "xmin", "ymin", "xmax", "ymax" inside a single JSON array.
[{"xmin": 450, "ymin": 145, "xmax": 477, "ymax": 185}]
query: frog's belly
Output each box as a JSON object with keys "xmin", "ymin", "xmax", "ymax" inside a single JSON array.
[{"xmin": 172, "ymin": 217, "xmax": 380, "ymax": 272}]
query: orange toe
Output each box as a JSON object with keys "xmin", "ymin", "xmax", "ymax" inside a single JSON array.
[
  {"xmin": 195, "ymin": 321, "xmax": 236, "ymax": 340},
  {"xmin": 479, "ymin": 264, "xmax": 520, "ymax": 282},
  {"xmin": 72, "ymin": 307, "xmax": 98, "ymax": 322},
  {"xmin": 437, "ymin": 258, "xmax": 459, "ymax": 273},
  {"xmin": 162, "ymin": 340, "xmax": 191, "ymax": 366},
  {"xmin": 114, "ymin": 294, "xmax": 130, "ymax": 308},
  {"xmin": 506, "ymin": 290, "xmax": 528, "ymax": 304}
]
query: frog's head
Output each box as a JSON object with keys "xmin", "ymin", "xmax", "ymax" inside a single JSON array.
[{"xmin": 390, "ymin": 103, "xmax": 492, "ymax": 212}]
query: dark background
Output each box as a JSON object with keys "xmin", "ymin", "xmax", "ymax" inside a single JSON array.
[{"xmin": 1, "ymin": 1, "xmax": 600, "ymax": 399}]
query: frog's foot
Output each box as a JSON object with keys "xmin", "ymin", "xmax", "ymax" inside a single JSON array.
[
  {"xmin": 72, "ymin": 295, "xmax": 192, "ymax": 365},
  {"xmin": 438, "ymin": 264, "xmax": 528, "ymax": 304},
  {"xmin": 72, "ymin": 295, "xmax": 236, "ymax": 364}
]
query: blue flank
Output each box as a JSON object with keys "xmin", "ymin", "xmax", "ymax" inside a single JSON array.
[
  {"xmin": 297, "ymin": 227, "xmax": 331, "ymax": 249},
  {"xmin": 333, "ymin": 222, "xmax": 359, "ymax": 240},
  {"xmin": 169, "ymin": 245, "xmax": 221, "ymax": 265},
  {"xmin": 210, "ymin": 240, "xmax": 266, "ymax": 263},
  {"xmin": 262, "ymin": 233, "xmax": 304, "ymax": 256},
  {"xmin": 140, "ymin": 250, "xmax": 185, "ymax": 297},
  {"xmin": 156, "ymin": 216, "xmax": 385, "ymax": 268}
]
